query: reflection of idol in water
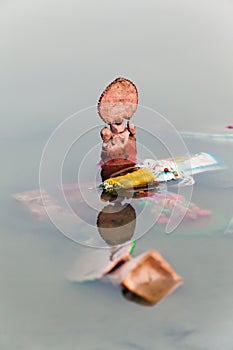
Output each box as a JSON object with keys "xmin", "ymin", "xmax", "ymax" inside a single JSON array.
[{"xmin": 97, "ymin": 194, "xmax": 136, "ymax": 246}]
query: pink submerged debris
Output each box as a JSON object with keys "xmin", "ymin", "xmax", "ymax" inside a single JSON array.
[{"xmin": 13, "ymin": 189, "xmax": 77, "ymax": 222}]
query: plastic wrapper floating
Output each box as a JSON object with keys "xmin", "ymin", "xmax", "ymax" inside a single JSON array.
[
  {"xmin": 100, "ymin": 168, "xmax": 156, "ymax": 193},
  {"xmin": 68, "ymin": 242, "xmax": 182, "ymax": 306},
  {"xmin": 101, "ymin": 152, "xmax": 223, "ymax": 193}
]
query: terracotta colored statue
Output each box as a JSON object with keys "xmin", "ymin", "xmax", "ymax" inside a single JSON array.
[{"xmin": 98, "ymin": 77, "xmax": 138, "ymax": 180}]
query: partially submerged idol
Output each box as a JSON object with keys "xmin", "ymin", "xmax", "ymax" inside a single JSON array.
[
  {"xmin": 98, "ymin": 78, "xmax": 223, "ymax": 192},
  {"xmin": 98, "ymin": 77, "xmax": 138, "ymax": 180}
]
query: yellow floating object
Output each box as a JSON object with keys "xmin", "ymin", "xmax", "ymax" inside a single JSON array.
[{"xmin": 102, "ymin": 169, "xmax": 155, "ymax": 192}]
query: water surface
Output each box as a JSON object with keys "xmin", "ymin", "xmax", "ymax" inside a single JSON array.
[{"xmin": 1, "ymin": 1, "xmax": 233, "ymax": 349}]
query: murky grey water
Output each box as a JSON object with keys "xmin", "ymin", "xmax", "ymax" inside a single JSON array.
[{"xmin": 1, "ymin": 1, "xmax": 233, "ymax": 349}]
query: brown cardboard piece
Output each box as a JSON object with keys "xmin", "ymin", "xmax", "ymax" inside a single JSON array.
[{"xmin": 108, "ymin": 249, "xmax": 183, "ymax": 305}]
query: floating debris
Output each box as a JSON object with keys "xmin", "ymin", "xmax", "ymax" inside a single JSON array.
[
  {"xmin": 181, "ymin": 131, "xmax": 233, "ymax": 142},
  {"xmin": 108, "ymin": 249, "xmax": 182, "ymax": 305},
  {"xmin": 68, "ymin": 244, "xmax": 182, "ymax": 306},
  {"xmin": 224, "ymin": 217, "xmax": 233, "ymax": 235},
  {"xmin": 100, "ymin": 152, "xmax": 223, "ymax": 193},
  {"xmin": 13, "ymin": 190, "xmax": 60, "ymax": 221},
  {"xmin": 67, "ymin": 242, "xmax": 134, "ymax": 282},
  {"xmin": 13, "ymin": 189, "xmax": 81, "ymax": 225},
  {"xmin": 101, "ymin": 168, "xmax": 155, "ymax": 193}
]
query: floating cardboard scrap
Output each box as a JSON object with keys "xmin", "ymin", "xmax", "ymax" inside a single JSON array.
[
  {"xmin": 68, "ymin": 244, "xmax": 182, "ymax": 306},
  {"xmin": 108, "ymin": 249, "xmax": 182, "ymax": 305}
]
